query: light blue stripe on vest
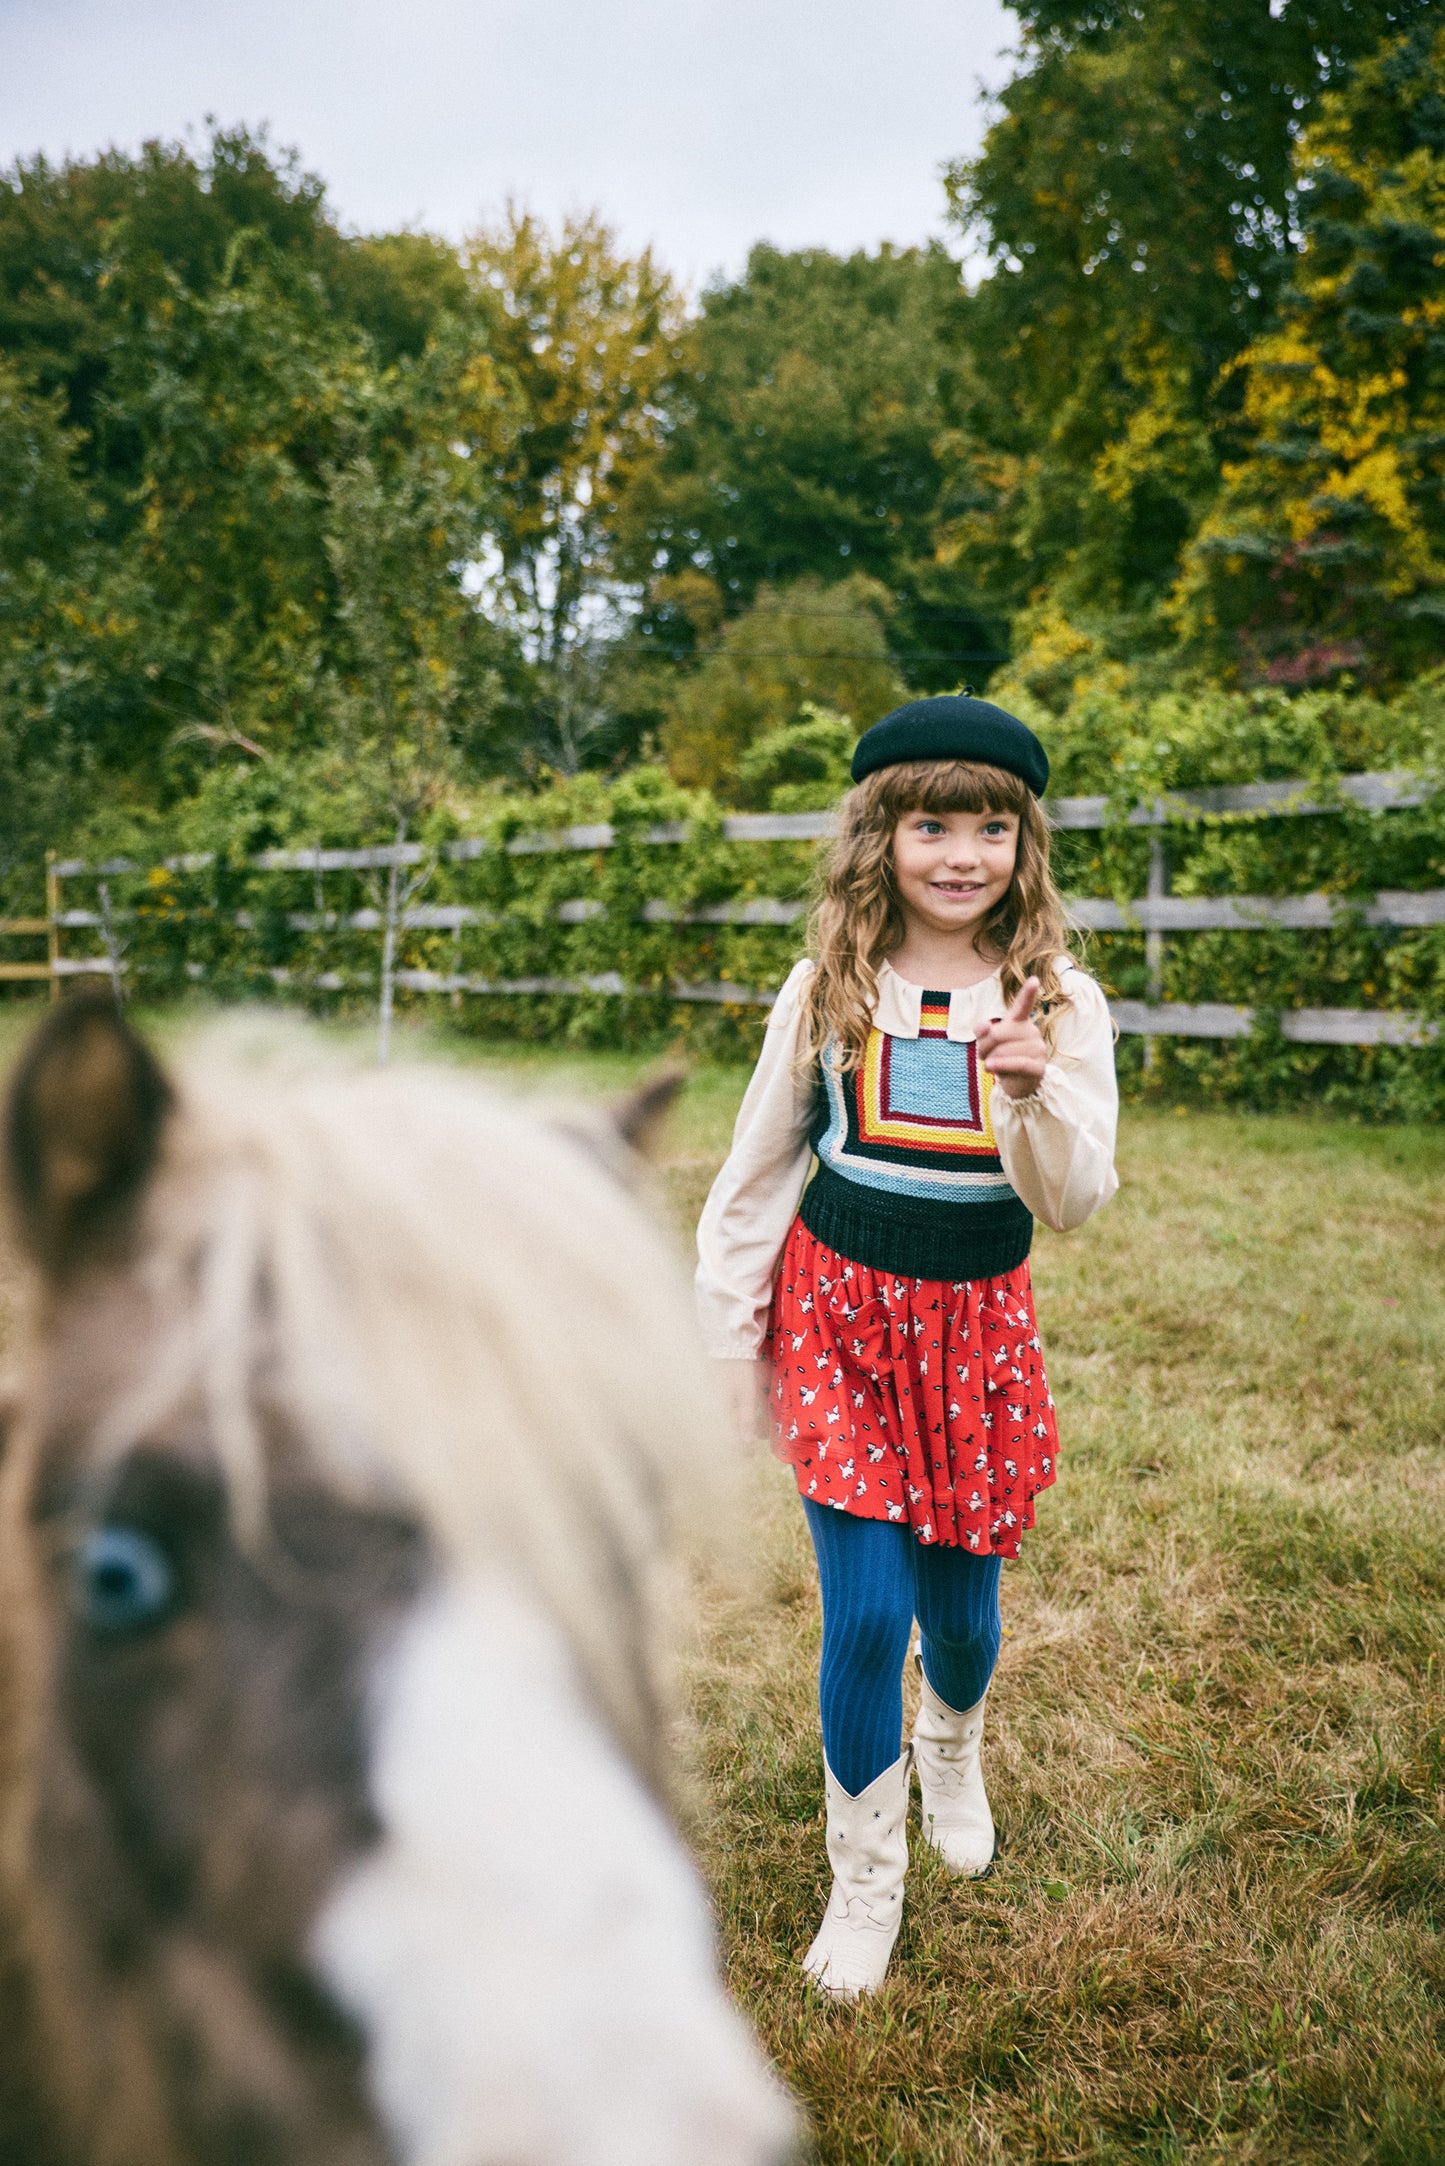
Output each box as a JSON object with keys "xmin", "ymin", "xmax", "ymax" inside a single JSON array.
[{"xmin": 815, "ymin": 1051, "xmax": 1016, "ymax": 1202}]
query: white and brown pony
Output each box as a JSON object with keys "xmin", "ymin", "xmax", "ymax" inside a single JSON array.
[{"xmin": 0, "ymin": 995, "xmax": 796, "ymax": 2166}]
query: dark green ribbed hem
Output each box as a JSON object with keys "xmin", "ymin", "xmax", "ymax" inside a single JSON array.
[{"xmin": 799, "ymin": 1161, "xmax": 1034, "ymax": 1283}]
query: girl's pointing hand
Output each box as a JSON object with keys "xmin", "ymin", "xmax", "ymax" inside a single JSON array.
[{"xmin": 975, "ymin": 976, "xmax": 1047, "ymax": 1100}]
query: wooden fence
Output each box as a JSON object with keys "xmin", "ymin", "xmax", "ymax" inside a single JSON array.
[
  {"xmin": 0, "ymin": 858, "xmax": 61, "ymax": 998},
  {"xmin": 16, "ymin": 765, "xmax": 1442, "ymax": 1048}
]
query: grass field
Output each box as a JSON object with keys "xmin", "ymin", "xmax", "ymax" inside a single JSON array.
[{"xmin": 1, "ymin": 1002, "xmax": 1442, "ymax": 2163}]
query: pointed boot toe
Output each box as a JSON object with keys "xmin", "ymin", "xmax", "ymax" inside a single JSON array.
[{"xmin": 802, "ymin": 1748, "xmax": 911, "ymax": 2000}]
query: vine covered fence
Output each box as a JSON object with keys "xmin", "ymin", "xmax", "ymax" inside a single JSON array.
[{"xmin": 7, "ymin": 758, "xmax": 1442, "ymax": 1106}]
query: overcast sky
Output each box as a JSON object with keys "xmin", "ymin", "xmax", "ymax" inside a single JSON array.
[{"xmin": 2, "ymin": 0, "xmax": 1019, "ymax": 287}]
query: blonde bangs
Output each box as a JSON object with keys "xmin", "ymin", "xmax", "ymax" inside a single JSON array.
[{"xmin": 799, "ymin": 759, "xmax": 1079, "ymax": 1074}]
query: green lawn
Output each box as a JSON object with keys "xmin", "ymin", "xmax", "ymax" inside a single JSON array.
[
  {"xmin": 687, "ymin": 1101, "xmax": 1445, "ymax": 2166},
  {"xmin": 1, "ymin": 999, "xmax": 1442, "ymax": 2162}
]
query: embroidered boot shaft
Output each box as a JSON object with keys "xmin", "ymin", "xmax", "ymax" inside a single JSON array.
[
  {"xmin": 912, "ymin": 1668, "xmax": 995, "ymax": 1877},
  {"xmin": 802, "ymin": 1747, "xmax": 912, "ymax": 2001}
]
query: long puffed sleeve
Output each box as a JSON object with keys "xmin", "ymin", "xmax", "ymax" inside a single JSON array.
[
  {"xmin": 990, "ymin": 964, "xmax": 1119, "ymax": 1233},
  {"xmin": 696, "ymin": 959, "xmax": 817, "ymax": 1358}
]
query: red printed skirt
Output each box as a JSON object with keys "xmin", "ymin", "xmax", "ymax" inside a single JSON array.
[{"xmin": 768, "ymin": 1217, "xmax": 1059, "ymax": 1556}]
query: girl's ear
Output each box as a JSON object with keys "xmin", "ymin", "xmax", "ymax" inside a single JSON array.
[{"xmin": 4, "ymin": 993, "xmax": 174, "ymax": 1279}]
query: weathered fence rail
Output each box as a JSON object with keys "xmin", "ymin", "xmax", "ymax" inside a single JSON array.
[
  {"xmin": 1107, "ymin": 1002, "xmax": 1436, "ymax": 1046},
  {"xmin": 27, "ymin": 765, "xmax": 1444, "ymax": 1049},
  {"xmin": 50, "ymin": 886, "xmax": 1445, "ymax": 937},
  {"xmin": 0, "ymin": 918, "xmax": 55, "ymax": 986},
  {"xmin": 44, "ymin": 765, "xmax": 1430, "ymax": 881}
]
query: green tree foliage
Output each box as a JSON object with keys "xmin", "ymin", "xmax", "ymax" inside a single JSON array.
[
  {"xmin": 660, "ymin": 574, "xmax": 906, "ymax": 796},
  {"xmin": 112, "ymin": 254, "xmax": 374, "ymax": 772},
  {"xmin": 625, "ymin": 242, "xmax": 1003, "ymax": 690},
  {"xmin": 1176, "ymin": 21, "xmax": 1445, "ymax": 687},
  {"xmin": 115, "ymin": 269, "xmax": 507, "ymax": 776},
  {"xmin": 0, "ymin": 358, "xmax": 102, "ymax": 884},
  {"xmin": 733, "ymin": 704, "xmax": 859, "ymax": 812},
  {"xmin": 0, "ymin": 130, "xmax": 462, "ymax": 450},
  {"xmin": 943, "ymin": 0, "xmax": 1440, "ymax": 642},
  {"xmin": 0, "ymin": 127, "xmax": 513, "ymax": 892},
  {"xmin": 8, "ymin": 28, "xmax": 1445, "ymax": 903},
  {"xmin": 465, "ymin": 208, "xmax": 689, "ymax": 769},
  {"xmin": 328, "ymin": 231, "xmax": 473, "ymax": 368},
  {"xmin": 323, "ymin": 437, "xmax": 495, "ymax": 833}
]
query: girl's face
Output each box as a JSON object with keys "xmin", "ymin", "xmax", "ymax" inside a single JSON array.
[{"xmin": 891, "ymin": 806, "xmax": 1020, "ymax": 941}]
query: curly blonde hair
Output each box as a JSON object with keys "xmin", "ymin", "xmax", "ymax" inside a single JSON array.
[{"xmin": 799, "ymin": 758, "xmax": 1076, "ymax": 1073}]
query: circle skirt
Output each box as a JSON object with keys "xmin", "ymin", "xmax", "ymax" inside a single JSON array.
[{"xmin": 767, "ymin": 1216, "xmax": 1059, "ymax": 1556}]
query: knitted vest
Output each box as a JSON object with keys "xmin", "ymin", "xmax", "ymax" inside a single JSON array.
[{"xmin": 801, "ymin": 991, "xmax": 1033, "ymax": 1281}]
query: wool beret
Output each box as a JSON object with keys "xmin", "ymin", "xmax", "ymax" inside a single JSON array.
[{"xmin": 850, "ymin": 694, "xmax": 1050, "ymax": 797}]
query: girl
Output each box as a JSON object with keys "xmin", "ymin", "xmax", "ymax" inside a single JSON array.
[{"xmin": 696, "ymin": 693, "xmax": 1118, "ymax": 2001}]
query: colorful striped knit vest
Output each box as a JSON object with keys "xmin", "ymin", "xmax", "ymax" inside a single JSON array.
[{"xmin": 800, "ymin": 990, "xmax": 1033, "ymax": 1281}]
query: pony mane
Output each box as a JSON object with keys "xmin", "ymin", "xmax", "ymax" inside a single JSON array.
[{"xmin": 55, "ymin": 1023, "xmax": 727, "ymax": 1787}]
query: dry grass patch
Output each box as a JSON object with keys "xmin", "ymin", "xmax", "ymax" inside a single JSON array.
[{"xmin": 681, "ymin": 1097, "xmax": 1445, "ymax": 2166}]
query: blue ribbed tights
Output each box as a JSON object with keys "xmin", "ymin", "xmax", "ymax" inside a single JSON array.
[{"xmin": 802, "ymin": 1500, "xmax": 1003, "ymax": 1798}]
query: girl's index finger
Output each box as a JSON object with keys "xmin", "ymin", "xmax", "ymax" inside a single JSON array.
[{"xmin": 1009, "ymin": 976, "xmax": 1041, "ymax": 1023}]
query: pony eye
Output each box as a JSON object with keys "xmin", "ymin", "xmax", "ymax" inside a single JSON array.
[{"xmin": 75, "ymin": 1525, "xmax": 178, "ymax": 1634}]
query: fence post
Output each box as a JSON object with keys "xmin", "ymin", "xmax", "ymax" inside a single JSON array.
[
  {"xmin": 97, "ymin": 881, "xmax": 126, "ymax": 1006},
  {"xmin": 45, "ymin": 851, "xmax": 60, "ymax": 1001},
  {"xmin": 1144, "ymin": 828, "xmax": 1168, "ymax": 1074},
  {"xmin": 376, "ymin": 837, "xmax": 435, "ymax": 1065},
  {"xmin": 378, "ymin": 850, "xmax": 401, "ymax": 1066}
]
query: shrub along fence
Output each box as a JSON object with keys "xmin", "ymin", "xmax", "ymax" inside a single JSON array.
[{"xmin": 23, "ymin": 761, "xmax": 1445, "ymax": 1112}]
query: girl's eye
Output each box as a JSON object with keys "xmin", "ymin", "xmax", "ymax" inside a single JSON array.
[
  {"xmin": 915, "ymin": 820, "xmax": 944, "ymax": 836},
  {"xmin": 74, "ymin": 1525, "xmax": 178, "ymax": 1634}
]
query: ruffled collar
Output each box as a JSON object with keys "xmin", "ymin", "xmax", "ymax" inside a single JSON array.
[{"xmin": 873, "ymin": 959, "xmax": 1005, "ymax": 1042}]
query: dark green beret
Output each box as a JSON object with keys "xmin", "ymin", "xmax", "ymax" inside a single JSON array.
[{"xmin": 850, "ymin": 694, "xmax": 1049, "ymax": 797}]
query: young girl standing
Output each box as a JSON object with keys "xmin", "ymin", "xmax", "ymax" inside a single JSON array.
[{"xmin": 697, "ymin": 694, "xmax": 1118, "ymax": 2001}]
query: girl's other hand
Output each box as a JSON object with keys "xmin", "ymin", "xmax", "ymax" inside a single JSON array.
[
  {"xmin": 975, "ymin": 976, "xmax": 1047, "ymax": 1100},
  {"xmin": 716, "ymin": 1357, "xmax": 769, "ymax": 1450}
]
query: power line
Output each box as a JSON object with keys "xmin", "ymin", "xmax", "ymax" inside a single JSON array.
[
  {"xmin": 720, "ymin": 608, "xmax": 977, "ymax": 621},
  {"xmin": 639, "ymin": 642, "xmax": 1009, "ymax": 663}
]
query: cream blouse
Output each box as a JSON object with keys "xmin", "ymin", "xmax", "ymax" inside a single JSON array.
[{"xmin": 695, "ymin": 956, "xmax": 1119, "ymax": 1359}]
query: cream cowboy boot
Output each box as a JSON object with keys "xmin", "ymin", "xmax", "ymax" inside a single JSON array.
[
  {"xmin": 912, "ymin": 1667, "xmax": 996, "ymax": 1877},
  {"xmin": 802, "ymin": 1747, "xmax": 911, "ymax": 2002}
]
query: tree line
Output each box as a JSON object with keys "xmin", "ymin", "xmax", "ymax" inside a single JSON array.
[{"xmin": 0, "ymin": 0, "xmax": 1441, "ymax": 892}]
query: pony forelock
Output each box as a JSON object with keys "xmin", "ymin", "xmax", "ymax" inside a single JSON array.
[{"xmin": 62, "ymin": 1022, "xmax": 729, "ymax": 1778}]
